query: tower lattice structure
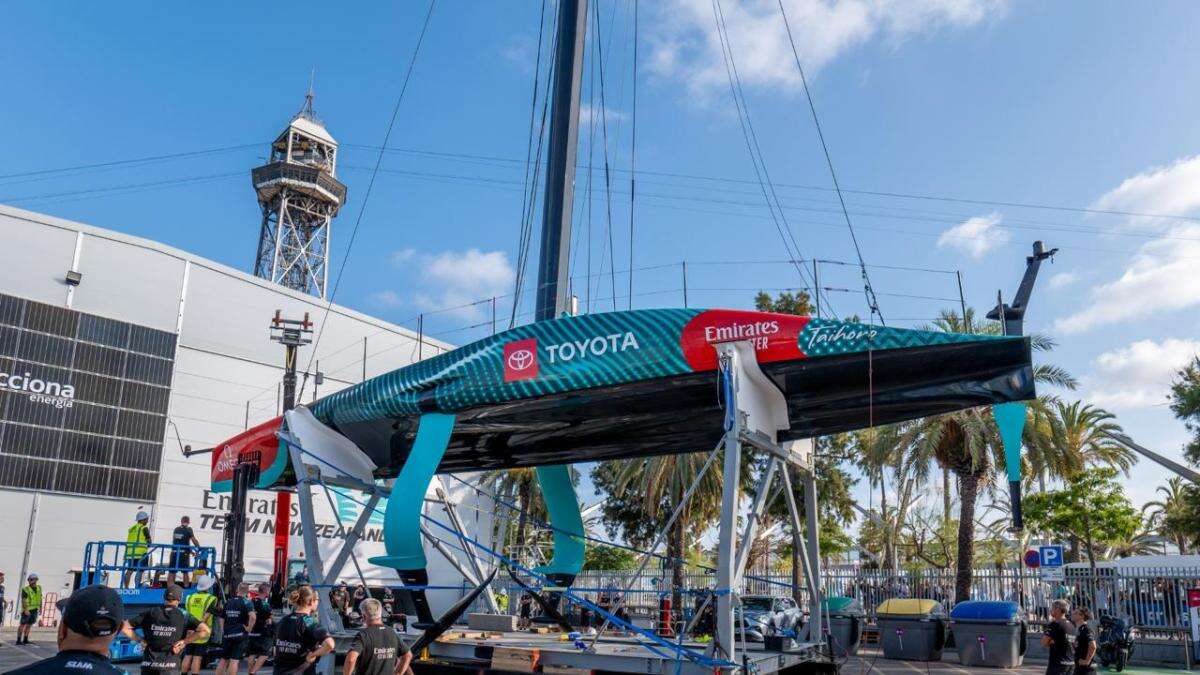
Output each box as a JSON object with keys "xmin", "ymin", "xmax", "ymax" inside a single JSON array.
[{"xmin": 252, "ymin": 92, "xmax": 347, "ymax": 298}]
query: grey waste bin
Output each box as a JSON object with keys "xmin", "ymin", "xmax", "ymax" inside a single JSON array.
[
  {"xmin": 822, "ymin": 597, "xmax": 864, "ymax": 657},
  {"xmin": 949, "ymin": 600, "xmax": 1027, "ymax": 668},
  {"xmin": 876, "ymin": 599, "xmax": 947, "ymax": 661}
]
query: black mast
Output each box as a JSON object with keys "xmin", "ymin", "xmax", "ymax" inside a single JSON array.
[{"xmin": 534, "ymin": 0, "xmax": 589, "ymax": 321}]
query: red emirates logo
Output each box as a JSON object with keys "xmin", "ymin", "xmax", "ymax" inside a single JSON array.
[{"xmin": 504, "ymin": 338, "xmax": 539, "ymax": 382}]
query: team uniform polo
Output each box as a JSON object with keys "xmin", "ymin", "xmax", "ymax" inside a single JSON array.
[
  {"xmin": 7, "ymin": 649, "xmax": 125, "ymax": 674},
  {"xmin": 129, "ymin": 605, "xmax": 201, "ymax": 674},
  {"xmin": 348, "ymin": 624, "xmax": 408, "ymax": 675},
  {"xmin": 219, "ymin": 596, "xmax": 254, "ymax": 660},
  {"xmin": 273, "ymin": 612, "xmax": 331, "ymax": 675}
]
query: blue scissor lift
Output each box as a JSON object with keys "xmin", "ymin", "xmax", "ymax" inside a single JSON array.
[{"xmin": 80, "ymin": 540, "xmax": 219, "ymax": 662}]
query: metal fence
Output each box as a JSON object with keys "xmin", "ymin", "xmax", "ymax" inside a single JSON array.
[{"xmin": 485, "ymin": 565, "xmax": 1200, "ymax": 633}]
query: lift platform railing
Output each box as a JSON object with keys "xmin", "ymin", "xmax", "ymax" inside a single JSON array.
[{"xmin": 82, "ymin": 541, "xmax": 218, "ymax": 587}]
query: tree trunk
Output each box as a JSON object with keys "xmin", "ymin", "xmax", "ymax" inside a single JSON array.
[
  {"xmin": 942, "ymin": 467, "xmax": 952, "ymax": 529},
  {"xmin": 515, "ymin": 479, "xmax": 531, "ymax": 566},
  {"xmin": 955, "ymin": 472, "xmax": 980, "ymax": 603},
  {"xmin": 669, "ymin": 511, "xmax": 685, "ymax": 634},
  {"xmin": 791, "ymin": 533, "xmax": 803, "ymax": 606}
]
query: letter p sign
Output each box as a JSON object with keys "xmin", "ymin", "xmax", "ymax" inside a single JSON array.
[{"xmin": 1039, "ymin": 545, "xmax": 1064, "ymax": 568}]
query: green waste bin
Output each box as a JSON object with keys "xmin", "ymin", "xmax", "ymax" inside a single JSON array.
[
  {"xmin": 822, "ymin": 596, "xmax": 864, "ymax": 657},
  {"xmin": 876, "ymin": 599, "xmax": 947, "ymax": 661},
  {"xmin": 949, "ymin": 601, "xmax": 1027, "ymax": 668}
]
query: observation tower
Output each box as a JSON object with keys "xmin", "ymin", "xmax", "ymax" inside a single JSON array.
[{"xmin": 251, "ymin": 89, "xmax": 347, "ymax": 298}]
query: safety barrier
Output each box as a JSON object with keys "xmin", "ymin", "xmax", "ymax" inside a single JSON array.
[
  {"xmin": 82, "ymin": 540, "xmax": 218, "ymax": 588},
  {"xmin": 482, "ymin": 565, "xmax": 1199, "ymax": 634}
]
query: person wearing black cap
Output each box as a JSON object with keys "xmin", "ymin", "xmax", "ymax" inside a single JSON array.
[
  {"xmin": 121, "ymin": 584, "xmax": 210, "ymax": 674},
  {"xmin": 9, "ymin": 584, "xmax": 125, "ymax": 673}
]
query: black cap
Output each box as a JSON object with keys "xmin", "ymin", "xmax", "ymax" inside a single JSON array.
[
  {"xmin": 63, "ymin": 585, "xmax": 124, "ymax": 638},
  {"xmin": 164, "ymin": 584, "xmax": 184, "ymax": 602}
]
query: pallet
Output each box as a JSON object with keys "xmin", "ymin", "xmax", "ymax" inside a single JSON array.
[{"xmin": 490, "ymin": 646, "xmax": 540, "ymax": 672}]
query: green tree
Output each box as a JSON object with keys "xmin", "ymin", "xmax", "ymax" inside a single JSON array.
[
  {"xmin": 753, "ymin": 289, "xmax": 858, "ymax": 596},
  {"xmin": 1047, "ymin": 401, "xmax": 1134, "ymax": 477},
  {"xmin": 583, "ymin": 544, "xmax": 638, "ymax": 571},
  {"xmin": 1169, "ymin": 356, "xmax": 1200, "ymax": 465},
  {"xmin": 1024, "ymin": 468, "xmax": 1140, "ymax": 571},
  {"xmin": 591, "ymin": 451, "xmax": 729, "ymax": 618},
  {"xmin": 1143, "ymin": 477, "xmax": 1198, "ymax": 554},
  {"xmin": 911, "ymin": 308, "xmax": 1076, "ymax": 602}
]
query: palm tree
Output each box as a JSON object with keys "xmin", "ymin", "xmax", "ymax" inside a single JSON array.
[
  {"xmin": 914, "ymin": 308, "xmax": 1076, "ymax": 602},
  {"xmin": 480, "ymin": 467, "xmax": 546, "ymax": 566},
  {"xmin": 597, "ymin": 452, "xmax": 728, "ymax": 618},
  {"xmin": 1143, "ymin": 477, "xmax": 1194, "ymax": 554},
  {"xmin": 1047, "ymin": 401, "xmax": 1134, "ymax": 477}
]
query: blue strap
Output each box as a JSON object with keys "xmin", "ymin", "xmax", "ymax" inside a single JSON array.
[{"xmin": 369, "ymin": 413, "xmax": 456, "ymax": 571}]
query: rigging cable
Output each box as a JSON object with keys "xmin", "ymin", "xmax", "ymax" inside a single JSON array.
[
  {"xmin": 509, "ymin": 0, "xmax": 553, "ymax": 327},
  {"xmin": 627, "ymin": 0, "xmax": 639, "ymax": 310},
  {"xmin": 776, "ymin": 0, "xmax": 883, "ymax": 325},
  {"xmin": 709, "ymin": 0, "xmax": 834, "ymax": 318},
  {"xmin": 591, "ymin": 0, "xmax": 620, "ymax": 310},
  {"xmin": 298, "ymin": 0, "xmax": 438, "ymax": 399}
]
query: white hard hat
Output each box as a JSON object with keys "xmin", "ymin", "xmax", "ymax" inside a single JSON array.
[
  {"xmin": 136, "ymin": 510, "xmax": 150, "ymax": 521},
  {"xmin": 27, "ymin": 573, "xmax": 38, "ymax": 580},
  {"xmin": 195, "ymin": 575, "xmax": 215, "ymax": 592}
]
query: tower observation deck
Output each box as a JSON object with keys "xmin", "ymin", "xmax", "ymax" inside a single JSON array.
[{"xmin": 252, "ymin": 91, "xmax": 347, "ymax": 298}]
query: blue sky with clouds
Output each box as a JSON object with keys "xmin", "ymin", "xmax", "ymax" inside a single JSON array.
[{"xmin": 4, "ymin": 1, "xmax": 1200, "ymax": 517}]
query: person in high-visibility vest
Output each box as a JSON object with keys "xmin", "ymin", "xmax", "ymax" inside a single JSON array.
[
  {"xmin": 122, "ymin": 511, "xmax": 153, "ymax": 588},
  {"xmin": 16, "ymin": 573, "xmax": 42, "ymax": 645},
  {"xmin": 182, "ymin": 575, "xmax": 220, "ymax": 675}
]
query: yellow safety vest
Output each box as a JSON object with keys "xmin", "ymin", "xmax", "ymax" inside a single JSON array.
[
  {"xmin": 21, "ymin": 585, "xmax": 42, "ymax": 612},
  {"xmin": 126, "ymin": 522, "xmax": 150, "ymax": 559},
  {"xmin": 185, "ymin": 592, "xmax": 217, "ymax": 644}
]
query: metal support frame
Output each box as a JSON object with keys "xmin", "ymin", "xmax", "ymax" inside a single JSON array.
[
  {"xmin": 281, "ymin": 432, "xmax": 498, "ymax": 640},
  {"xmin": 711, "ymin": 341, "xmax": 826, "ymax": 665},
  {"xmin": 288, "ymin": 442, "xmax": 338, "ymax": 675},
  {"xmin": 434, "ymin": 477, "xmax": 501, "ymax": 613}
]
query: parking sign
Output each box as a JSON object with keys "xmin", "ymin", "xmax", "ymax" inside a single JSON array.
[{"xmin": 1039, "ymin": 545, "xmax": 1064, "ymax": 568}]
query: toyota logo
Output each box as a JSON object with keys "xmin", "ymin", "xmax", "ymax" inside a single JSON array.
[{"xmin": 507, "ymin": 348, "xmax": 535, "ymax": 371}]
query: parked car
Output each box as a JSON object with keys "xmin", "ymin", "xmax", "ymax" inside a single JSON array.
[{"xmin": 738, "ymin": 595, "xmax": 802, "ymax": 642}]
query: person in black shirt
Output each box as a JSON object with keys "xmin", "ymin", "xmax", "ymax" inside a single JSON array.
[
  {"xmin": 121, "ymin": 584, "xmax": 210, "ymax": 674},
  {"xmin": 343, "ymin": 598, "xmax": 412, "ymax": 675},
  {"xmin": 247, "ymin": 582, "xmax": 276, "ymax": 675},
  {"xmin": 167, "ymin": 517, "xmax": 201, "ymax": 588},
  {"xmin": 217, "ymin": 583, "xmax": 257, "ymax": 675},
  {"xmin": 1041, "ymin": 599, "xmax": 1075, "ymax": 675},
  {"xmin": 274, "ymin": 585, "xmax": 336, "ymax": 675},
  {"xmin": 1072, "ymin": 607, "xmax": 1097, "ymax": 675},
  {"xmin": 10, "ymin": 585, "xmax": 126, "ymax": 674}
]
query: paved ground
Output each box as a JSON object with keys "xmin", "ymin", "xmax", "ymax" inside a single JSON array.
[
  {"xmin": 0, "ymin": 631, "xmax": 1190, "ymax": 673},
  {"xmin": 0, "ymin": 630, "xmax": 279, "ymax": 673},
  {"xmin": 843, "ymin": 648, "xmax": 1188, "ymax": 675}
]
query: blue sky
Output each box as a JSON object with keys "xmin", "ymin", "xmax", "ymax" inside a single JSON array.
[{"xmin": 5, "ymin": 1, "xmax": 1200, "ymax": 516}]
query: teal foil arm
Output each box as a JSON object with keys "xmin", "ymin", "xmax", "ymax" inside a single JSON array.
[
  {"xmin": 370, "ymin": 413, "xmax": 456, "ymax": 571},
  {"xmin": 993, "ymin": 402, "xmax": 1027, "ymax": 483},
  {"xmin": 534, "ymin": 464, "xmax": 585, "ymax": 580}
]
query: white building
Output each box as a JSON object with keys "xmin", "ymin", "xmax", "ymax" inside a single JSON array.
[{"xmin": 0, "ymin": 203, "xmax": 488, "ymax": 622}]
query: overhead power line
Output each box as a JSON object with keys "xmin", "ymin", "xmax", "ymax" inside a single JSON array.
[
  {"xmin": 777, "ymin": 0, "xmax": 881, "ymax": 325},
  {"xmin": 299, "ymin": 0, "xmax": 438, "ymax": 398}
]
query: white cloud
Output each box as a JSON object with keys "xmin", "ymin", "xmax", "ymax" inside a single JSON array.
[
  {"xmin": 1047, "ymin": 271, "xmax": 1078, "ymax": 289},
  {"xmin": 369, "ymin": 290, "xmax": 402, "ymax": 308},
  {"xmin": 1085, "ymin": 338, "xmax": 1200, "ymax": 410},
  {"xmin": 936, "ymin": 212, "xmax": 1010, "ymax": 258},
  {"xmin": 579, "ymin": 104, "xmax": 627, "ymax": 128},
  {"xmin": 1092, "ymin": 155, "xmax": 1200, "ymax": 228},
  {"xmin": 647, "ymin": 0, "xmax": 1006, "ymax": 96},
  {"xmin": 1053, "ymin": 224, "xmax": 1200, "ymax": 334},
  {"xmin": 384, "ymin": 248, "xmax": 515, "ymax": 319}
]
